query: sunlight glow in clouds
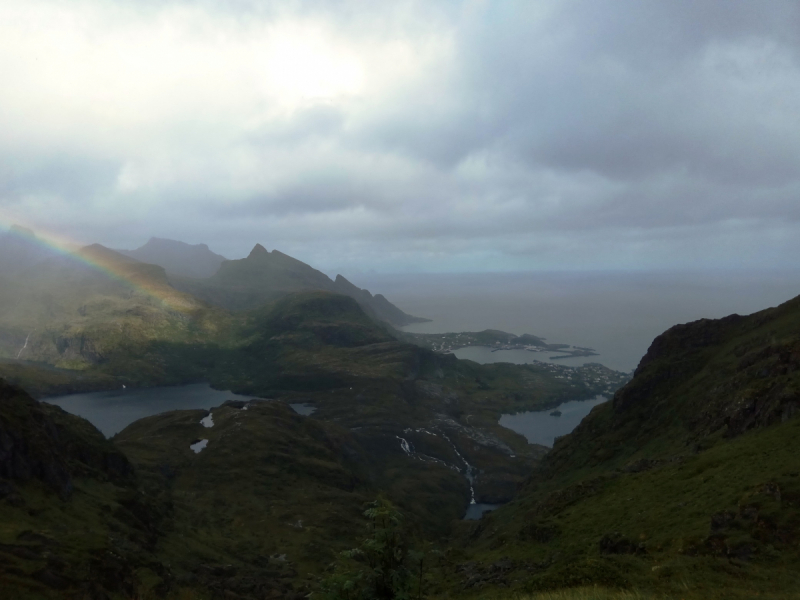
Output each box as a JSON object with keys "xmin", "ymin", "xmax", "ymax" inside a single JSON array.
[
  {"xmin": 262, "ymin": 27, "xmax": 365, "ymax": 104},
  {"xmin": 0, "ymin": 3, "xmax": 381, "ymax": 145},
  {"xmin": 1, "ymin": 0, "xmax": 800, "ymax": 273}
]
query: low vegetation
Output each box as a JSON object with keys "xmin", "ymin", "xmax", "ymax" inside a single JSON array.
[{"xmin": 2, "ymin": 240, "xmax": 799, "ymax": 598}]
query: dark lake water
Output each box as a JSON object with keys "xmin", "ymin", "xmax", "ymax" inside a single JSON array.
[
  {"xmin": 44, "ymin": 383, "xmax": 259, "ymax": 437},
  {"xmin": 499, "ymin": 395, "xmax": 608, "ymax": 447},
  {"xmin": 464, "ymin": 503, "xmax": 502, "ymax": 520},
  {"xmin": 289, "ymin": 403, "xmax": 316, "ymax": 416}
]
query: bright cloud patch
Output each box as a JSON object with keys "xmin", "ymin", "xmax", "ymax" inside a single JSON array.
[{"xmin": 1, "ymin": 0, "xmax": 799, "ymax": 272}]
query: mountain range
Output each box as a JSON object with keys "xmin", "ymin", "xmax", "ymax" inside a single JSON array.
[
  {"xmin": 168, "ymin": 241, "xmax": 427, "ymax": 326},
  {"xmin": 119, "ymin": 237, "xmax": 227, "ymax": 279},
  {"xmin": 119, "ymin": 235, "xmax": 426, "ymax": 326},
  {"xmin": 0, "ymin": 225, "xmax": 798, "ymax": 599}
]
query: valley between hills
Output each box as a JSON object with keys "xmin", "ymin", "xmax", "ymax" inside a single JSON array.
[{"xmin": 0, "ymin": 228, "xmax": 799, "ymax": 600}]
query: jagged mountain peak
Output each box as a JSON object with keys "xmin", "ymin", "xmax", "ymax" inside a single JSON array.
[{"xmin": 248, "ymin": 243, "xmax": 269, "ymax": 258}]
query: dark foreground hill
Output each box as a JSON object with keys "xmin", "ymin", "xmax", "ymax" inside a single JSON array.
[
  {"xmin": 0, "ymin": 378, "xmax": 368, "ymax": 598},
  {"xmin": 452, "ymin": 294, "xmax": 800, "ymax": 599}
]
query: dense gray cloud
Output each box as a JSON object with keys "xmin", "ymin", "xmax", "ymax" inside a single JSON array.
[{"xmin": 0, "ymin": 0, "xmax": 799, "ymax": 273}]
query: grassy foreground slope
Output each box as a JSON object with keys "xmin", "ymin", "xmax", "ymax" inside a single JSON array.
[
  {"xmin": 0, "ymin": 378, "xmax": 371, "ymax": 599},
  {"xmin": 0, "ymin": 378, "xmax": 169, "ymax": 599},
  {"xmin": 447, "ymin": 294, "xmax": 800, "ymax": 599}
]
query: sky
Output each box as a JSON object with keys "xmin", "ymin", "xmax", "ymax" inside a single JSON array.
[{"xmin": 1, "ymin": 0, "xmax": 799, "ymax": 274}]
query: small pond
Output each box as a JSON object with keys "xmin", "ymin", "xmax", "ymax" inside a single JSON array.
[
  {"xmin": 463, "ymin": 503, "xmax": 502, "ymax": 520},
  {"xmin": 289, "ymin": 403, "xmax": 316, "ymax": 416},
  {"xmin": 499, "ymin": 395, "xmax": 608, "ymax": 447},
  {"xmin": 44, "ymin": 383, "xmax": 259, "ymax": 438}
]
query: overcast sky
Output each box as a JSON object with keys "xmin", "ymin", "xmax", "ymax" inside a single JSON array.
[{"xmin": 1, "ymin": 0, "xmax": 799, "ymax": 273}]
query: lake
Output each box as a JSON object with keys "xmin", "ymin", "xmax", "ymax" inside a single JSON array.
[
  {"xmin": 43, "ymin": 383, "xmax": 260, "ymax": 437},
  {"xmin": 464, "ymin": 503, "xmax": 502, "ymax": 520},
  {"xmin": 499, "ymin": 395, "xmax": 609, "ymax": 447}
]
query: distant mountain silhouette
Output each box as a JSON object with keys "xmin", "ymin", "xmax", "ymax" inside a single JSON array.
[
  {"xmin": 0, "ymin": 225, "xmax": 59, "ymax": 276},
  {"xmin": 119, "ymin": 237, "xmax": 227, "ymax": 278},
  {"xmin": 0, "ymin": 231, "xmax": 426, "ymax": 328},
  {"xmin": 173, "ymin": 243, "xmax": 428, "ymax": 326}
]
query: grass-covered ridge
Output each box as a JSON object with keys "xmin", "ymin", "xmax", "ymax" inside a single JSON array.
[
  {"xmin": 0, "ymin": 255, "xmax": 635, "ymax": 598},
  {"xmin": 448, "ymin": 293, "xmax": 800, "ymax": 598}
]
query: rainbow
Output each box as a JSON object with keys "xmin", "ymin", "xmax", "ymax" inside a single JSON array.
[{"xmin": 0, "ymin": 218, "xmax": 198, "ymax": 312}]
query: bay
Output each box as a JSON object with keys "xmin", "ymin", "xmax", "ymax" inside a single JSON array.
[{"xmin": 353, "ymin": 270, "xmax": 800, "ymax": 373}]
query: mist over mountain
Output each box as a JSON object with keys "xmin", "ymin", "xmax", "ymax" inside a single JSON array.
[
  {"xmin": 119, "ymin": 237, "xmax": 227, "ymax": 279},
  {"xmin": 0, "ymin": 226, "xmax": 60, "ymax": 276},
  {"xmin": 172, "ymin": 241, "xmax": 428, "ymax": 326}
]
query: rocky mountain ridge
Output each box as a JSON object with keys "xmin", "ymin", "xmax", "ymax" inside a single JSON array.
[
  {"xmin": 119, "ymin": 237, "xmax": 227, "ymax": 279},
  {"xmin": 453, "ymin": 291, "xmax": 800, "ymax": 598},
  {"xmin": 171, "ymin": 241, "xmax": 428, "ymax": 326}
]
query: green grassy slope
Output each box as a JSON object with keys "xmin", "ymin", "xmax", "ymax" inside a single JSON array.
[
  {"xmin": 113, "ymin": 400, "xmax": 376, "ymax": 598},
  {"xmin": 0, "ymin": 244, "xmax": 233, "ymax": 385},
  {"xmin": 447, "ymin": 295, "xmax": 800, "ymax": 598},
  {"xmin": 0, "ymin": 379, "xmax": 174, "ymax": 599},
  {"xmin": 204, "ymin": 291, "xmax": 626, "ymax": 511},
  {"xmin": 0, "ymin": 278, "xmax": 635, "ymax": 598}
]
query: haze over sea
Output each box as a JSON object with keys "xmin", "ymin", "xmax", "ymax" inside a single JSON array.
[{"xmin": 355, "ymin": 270, "xmax": 800, "ymax": 373}]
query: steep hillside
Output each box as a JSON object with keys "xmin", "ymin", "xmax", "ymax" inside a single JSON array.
[
  {"xmin": 112, "ymin": 400, "xmax": 379, "ymax": 598},
  {"xmin": 119, "ymin": 237, "xmax": 227, "ymax": 278},
  {"xmin": 0, "ymin": 243, "xmax": 233, "ymax": 383},
  {"xmin": 207, "ymin": 291, "xmax": 627, "ymax": 514},
  {"xmin": 172, "ymin": 243, "xmax": 427, "ymax": 326},
  {"xmin": 454, "ymin": 294, "xmax": 800, "ymax": 598},
  {"xmin": 0, "ymin": 379, "xmax": 172, "ymax": 599},
  {"xmin": 0, "ymin": 282, "xmax": 635, "ymax": 598}
]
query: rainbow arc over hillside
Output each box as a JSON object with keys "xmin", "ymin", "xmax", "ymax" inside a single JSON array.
[{"xmin": 1, "ymin": 221, "xmax": 199, "ymax": 312}]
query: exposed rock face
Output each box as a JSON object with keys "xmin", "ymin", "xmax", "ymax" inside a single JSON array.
[{"xmin": 0, "ymin": 378, "xmax": 132, "ymax": 499}]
